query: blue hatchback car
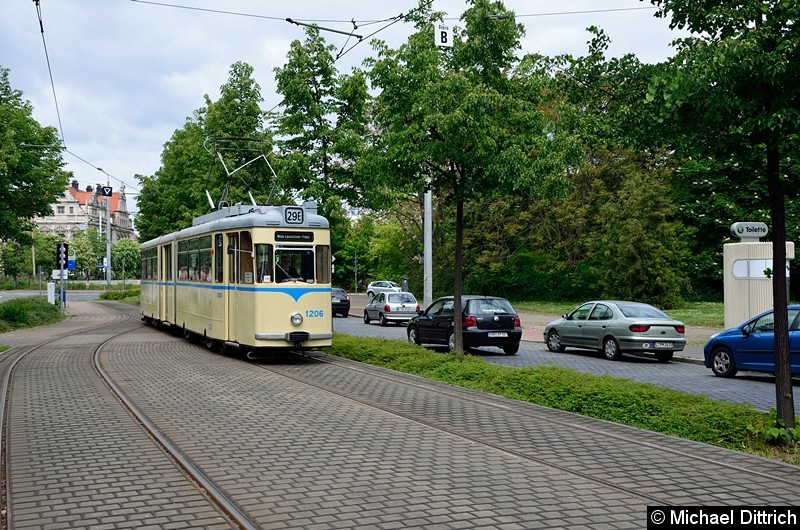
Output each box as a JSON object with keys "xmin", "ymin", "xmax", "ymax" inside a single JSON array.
[{"xmin": 703, "ymin": 305, "xmax": 800, "ymax": 377}]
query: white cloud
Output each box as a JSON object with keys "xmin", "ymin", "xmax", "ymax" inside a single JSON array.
[{"xmin": 2, "ymin": 0, "xmax": 687, "ymax": 222}]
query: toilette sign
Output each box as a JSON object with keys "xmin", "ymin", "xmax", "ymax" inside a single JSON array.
[{"xmin": 730, "ymin": 222, "xmax": 768, "ymax": 242}]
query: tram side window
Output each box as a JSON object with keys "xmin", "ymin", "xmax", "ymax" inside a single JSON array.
[
  {"xmin": 315, "ymin": 245, "xmax": 331, "ymax": 284},
  {"xmin": 188, "ymin": 237, "xmax": 199, "ymax": 280},
  {"xmin": 178, "ymin": 240, "xmax": 189, "ymax": 280},
  {"xmin": 255, "ymin": 244, "xmax": 273, "ymax": 283},
  {"xmin": 240, "ymin": 231, "xmax": 254, "ymax": 284},
  {"xmin": 198, "ymin": 236, "xmax": 212, "ymax": 282},
  {"xmin": 163, "ymin": 245, "xmax": 172, "ymax": 281},
  {"xmin": 215, "ymin": 234, "xmax": 223, "ymax": 283},
  {"xmin": 228, "ymin": 234, "xmax": 239, "ymax": 284}
]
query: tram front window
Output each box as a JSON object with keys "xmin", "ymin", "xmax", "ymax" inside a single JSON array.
[{"xmin": 275, "ymin": 250, "xmax": 314, "ymax": 283}]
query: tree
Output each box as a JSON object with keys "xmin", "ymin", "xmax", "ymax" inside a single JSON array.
[
  {"xmin": 0, "ymin": 67, "xmax": 70, "ymax": 244},
  {"xmin": 274, "ymin": 26, "xmax": 370, "ymax": 213},
  {"xmin": 588, "ymin": 150, "xmax": 689, "ymax": 308},
  {"xmin": 70, "ymin": 230, "xmax": 100, "ymax": 280},
  {"xmin": 112, "ymin": 238, "xmax": 140, "ymax": 280},
  {"xmin": 362, "ymin": 0, "xmax": 575, "ymax": 350},
  {"xmin": 136, "ymin": 62, "xmax": 272, "ymax": 241},
  {"xmin": 1, "ymin": 241, "xmax": 28, "ymax": 284},
  {"xmin": 647, "ymin": 0, "xmax": 800, "ymax": 426}
]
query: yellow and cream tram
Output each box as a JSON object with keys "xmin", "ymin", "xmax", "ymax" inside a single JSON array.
[{"xmin": 140, "ymin": 200, "xmax": 332, "ymax": 354}]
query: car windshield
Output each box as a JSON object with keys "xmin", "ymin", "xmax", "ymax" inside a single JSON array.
[
  {"xmin": 388, "ymin": 293, "xmax": 416, "ymax": 303},
  {"xmin": 468, "ymin": 299, "xmax": 515, "ymax": 315},
  {"xmin": 617, "ymin": 304, "xmax": 668, "ymax": 319}
]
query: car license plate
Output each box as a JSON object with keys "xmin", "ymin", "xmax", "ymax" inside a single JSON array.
[
  {"xmin": 488, "ymin": 332, "xmax": 508, "ymax": 338},
  {"xmin": 332, "ymin": 298, "xmax": 340, "ymax": 302},
  {"xmin": 654, "ymin": 342, "xmax": 673, "ymax": 349}
]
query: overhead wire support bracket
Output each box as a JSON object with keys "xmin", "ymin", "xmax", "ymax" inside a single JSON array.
[
  {"xmin": 203, "ymin": 137, "xmax": 281, "ymax": 209},
  {"xmin": 286, "ymin": 18, "xmax": 363, "ymax": 40}
]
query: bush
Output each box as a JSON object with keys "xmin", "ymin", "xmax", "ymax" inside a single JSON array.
[
  {"xmin": 0, "ymin": 296, "xmax": 62, "ymax": 332},
  {"xmin": 100, "ymin": 288, "xmax": 140, "ymax": 301}
]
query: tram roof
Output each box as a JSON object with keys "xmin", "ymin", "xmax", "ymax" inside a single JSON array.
[{"xmin": 141, "ymin": 201, "xmax": 328, "ymax": 248}]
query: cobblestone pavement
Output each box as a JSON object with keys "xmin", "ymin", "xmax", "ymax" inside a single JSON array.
[{"xmin": 1, "ymin": 301, "xmax": 798, "ymax": 529}]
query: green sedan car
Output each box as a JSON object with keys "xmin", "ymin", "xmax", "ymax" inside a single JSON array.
[{"xmin": 543, "ymin": 301, "xmax": 686, "ymax": 362}]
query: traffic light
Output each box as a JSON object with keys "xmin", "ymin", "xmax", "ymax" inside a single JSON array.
[{"xmin": 56, "ymin": 243, "xmax": 69, "ymax": 269}]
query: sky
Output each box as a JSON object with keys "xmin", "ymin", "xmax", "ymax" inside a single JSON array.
[{"xmin": 1, "ymin": 0, "xmax": 690, "ymax": 223}]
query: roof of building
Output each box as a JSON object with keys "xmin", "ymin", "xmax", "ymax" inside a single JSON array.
[{"xmin": 68, "ymin": 186, "xmax": 123, "ymax": 213}]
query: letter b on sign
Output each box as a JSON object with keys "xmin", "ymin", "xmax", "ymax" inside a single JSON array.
[{"xmin": 435, "ymin": 23, "xmax": 453, "ymax": 47}]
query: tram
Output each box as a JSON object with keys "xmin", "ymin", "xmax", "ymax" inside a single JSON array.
[{"xmin": 140, "ymin": 199, "xmax": 332, "ymax": 354}]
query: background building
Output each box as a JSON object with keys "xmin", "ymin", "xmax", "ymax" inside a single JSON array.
[{"xmin": 34, "ymin": 180, "xmax": 135, "ymax": 241}]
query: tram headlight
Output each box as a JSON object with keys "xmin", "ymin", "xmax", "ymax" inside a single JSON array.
[{"xmin": 290, "ymin": 312, "xmax": 303, "ymax": 326}]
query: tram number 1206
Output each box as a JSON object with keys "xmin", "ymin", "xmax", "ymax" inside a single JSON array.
[
  {"xmin": 305, "ymin": 309, "xmax": 325, "ymax": 318},
  {"xmin": 285, "ymin": 207, "xmax": 304, "ymax": 224}
]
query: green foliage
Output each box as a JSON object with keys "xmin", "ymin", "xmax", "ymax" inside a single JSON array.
[
  {"xmin": 649, "ymin": 0, "xmax": 800, "ymax": 425},
  {"xmin": 589, "ymin": 155, "xmax": 689, "ymax": 309},
  {"xmin": 136, "ymin": 62, "xmax": 273, "ymax": 241},
  {"xmin": 747, "ymin": 409, "xmax": 800, "ymax": 446},
  {"xmin": 0, "ymin": 67, "xmax": 71, "ymax": 244},
  {"xmin": 70, "ymin": 229, "xmax": 102, "ymax": 279},
  {"xmin": 0, "ymin": 296, "xmax": 61, "ymax": 332},
  {"xmin": 366, "ymin": 219, "xmax": 417, "ymax": 285},
  {"xmin": 99, "ymin": 288, "xmax": 140, "ymax": 302},
  {"xmin": 112, "ymin": 238, "xmax": 141, "ymax": 279},
  {"xmin": 274, "ymin": 26, "xmax": 370, "ymax": 210}
]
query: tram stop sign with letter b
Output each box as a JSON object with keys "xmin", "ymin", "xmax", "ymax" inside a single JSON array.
[{"xmin": 435, "ymin": 23, "xmax": 453, "ymax": 47}]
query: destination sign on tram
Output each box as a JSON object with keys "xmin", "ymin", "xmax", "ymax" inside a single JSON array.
[{"xmin": 275, "ymin": 231, "xmax": 314, "ymax": 242}]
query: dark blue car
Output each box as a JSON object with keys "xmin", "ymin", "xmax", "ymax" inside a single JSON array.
[{"xmin": 703, "ymin": 305, "xmax": 800, "ymax": 377}]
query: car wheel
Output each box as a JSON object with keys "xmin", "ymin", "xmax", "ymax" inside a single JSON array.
[
  {"xmin": 367, "ymin": 290, "xmax": 375, "ymax": 297},
  {"xmin": 448, "ymin": 331, "xmax": 456, "ymax": 352},
  {"xmin": 341, "ymin": 311, "xmax": 348, "ymax": 318},
  {"xmin": 711, "ymin": 347, "xmax": 737, "ymax": 377},
  {"xmin": 408, "ymin": 326, "xmax": 421, "ymax": 345},
  {"xmin": 363, "ymin": 311, "xmax": 371, "ymax": 324},
  {"xmin": 503, "ymin": 343, "xmax": 519, "ymax": 355},
  {"xmin": 546, "ymin": 330, "xmax": 565, "ymax": 352},
  {"xmin": 603, "ymin": 337, "xmax": 622, "ymax": 360},
  {"xmin": 379, "ymin": 313, "xmax": 388, "ymax": 326},
  {"xmin": 655, "ymin": 351, "xmax": 673, "ymax": 363}
]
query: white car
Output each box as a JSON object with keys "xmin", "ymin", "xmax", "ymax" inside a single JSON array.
[
  {"xmin": 363, "ymin": 292, "xmax": 420, "ymax": 326},
  {"xmin": 366, "ymin": 280, "xmax": 402, "ymax": 298}
]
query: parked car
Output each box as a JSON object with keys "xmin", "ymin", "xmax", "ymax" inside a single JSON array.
[
  {"xmin": 543, "ymin": 301, "xmax": 686, "ymax": 362},
  {"xmin": 363, "ymin": 291, "xmax": 420, "ymax": 326},
  {"xmin": 407, "ymin": 295, "xmax": 522, "ymax": 355},
  {"xmin": 331, "ymin": 288, "xmax": 351, "ymax": 318},
  {"xmin": 704, "ymin": 305, "xmax": 800, "ymax": 377},
  {"xmin": 366, "ymin": 281, "xmax": 401, "ymax": 298}
]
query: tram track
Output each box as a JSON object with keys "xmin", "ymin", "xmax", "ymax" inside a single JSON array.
[
  {"xmin": 2, "ymin": 302, "xmax": 799, "ymax": 528},
  {"xmin": 253, "ymin": 352, "xmax": 800, "ymax": 505},
  {"xmin": 0, "ymin": 305, "xmax": 134, "ymax": 530},
  {"xmin": 93, "ymin": 337, "xmax": 258, "ymax": 530},
  {"xmin": 0, "ymin": 303, "xmax": 246, "ymax": 530}
]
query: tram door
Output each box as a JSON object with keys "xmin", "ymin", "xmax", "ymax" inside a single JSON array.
[
  {"xmin": 162, "ymin": 244, "xmax": 174, "ymax": 322},
  {"xmin": 227, "ymin": 233, "xmax": 239, "ymax": 342}
]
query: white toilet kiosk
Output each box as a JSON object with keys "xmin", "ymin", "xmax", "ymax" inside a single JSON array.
[{"xmin": 723, "ymin": 222, "xmax": 795, "ymax": 328}]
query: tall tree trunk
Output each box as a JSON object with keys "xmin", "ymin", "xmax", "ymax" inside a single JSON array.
[{"xmin": 767, "ymin": 139, "xmax": 795, "ymax": 428}]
